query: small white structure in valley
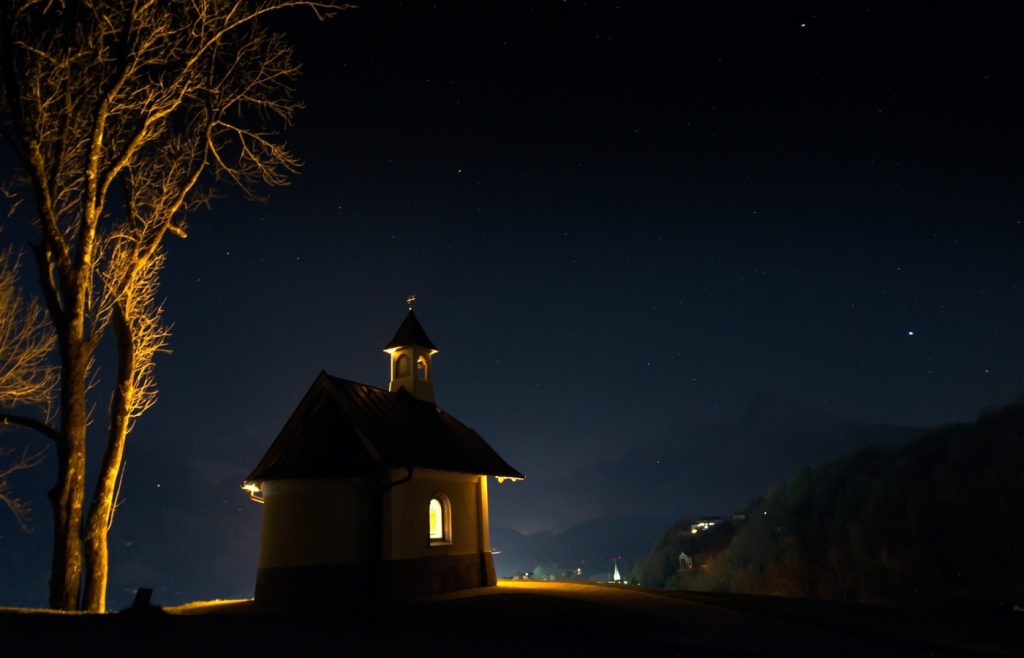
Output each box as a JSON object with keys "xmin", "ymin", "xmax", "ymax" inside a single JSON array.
[{"xmin": 243, "ymin": 303, "xmax": 523, "ymax": 603}]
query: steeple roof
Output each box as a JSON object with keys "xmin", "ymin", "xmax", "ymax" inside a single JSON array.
[{"xmin": 383, "ymin": 309, "xmax": 438, "ymax": 351}]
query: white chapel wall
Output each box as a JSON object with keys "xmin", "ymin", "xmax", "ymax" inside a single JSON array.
[
  {"xmin": 382, "ymin": 468, "xmax": 483, "ymax": 561},
  {"xmin": 258, "ymin": 478, "xmax": 377, "ymax": 569}
]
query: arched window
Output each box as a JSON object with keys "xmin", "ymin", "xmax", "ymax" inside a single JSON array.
[
  {"xmin": 428, "ymin": 493, "xmax": 451, "ymax": 545},
  {"xmin": 395, "ymin": 353, "xmax": 411, "ymax": 377},
  {"xmin": 416, "ymin": 354, "xmax": 429, "ymax": 381}
]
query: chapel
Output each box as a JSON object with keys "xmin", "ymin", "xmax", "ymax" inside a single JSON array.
[{"xmin": 243, "ymin": 303, "xmax": 522, "ymax": 603}]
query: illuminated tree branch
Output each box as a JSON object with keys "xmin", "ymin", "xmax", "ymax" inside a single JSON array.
[
  {"xmin": 0, "ymin": 247, "xmax": 54, "ymax": 529},
  {"xmin": 0, "ymin": 247, "xmax": 56, "ymax": 420}
]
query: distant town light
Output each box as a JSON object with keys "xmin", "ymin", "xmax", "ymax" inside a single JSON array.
[{"xmin": 690, "ymin": 518, "xmax": 720, "ymax": 534}]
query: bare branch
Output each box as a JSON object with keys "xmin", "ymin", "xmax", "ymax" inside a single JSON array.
[
  {"xmin": 0, "ymin": 412, "xmax": 59, "ymax": 442},
  {"xmin": 0, "ymin": 247, "xmax": 56, "ymax": 412},
  {"xmin": 0, "ymin": 443, "xmax": 47, "ymax": 531}
]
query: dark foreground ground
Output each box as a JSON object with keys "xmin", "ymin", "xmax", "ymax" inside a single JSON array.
[{"xmin": 2, "ymin": 581, "xmax": 1020, "ymax": 657}]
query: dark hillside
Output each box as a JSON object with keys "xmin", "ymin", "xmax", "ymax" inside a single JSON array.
[{"xmin": 635, "ymin": 399, "xmax": 1024, "ymax": 604}]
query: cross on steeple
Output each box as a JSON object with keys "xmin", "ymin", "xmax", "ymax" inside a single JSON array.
[{"xmin": 406, "ymin": 294, "xmax": 416, "ymax": 310}]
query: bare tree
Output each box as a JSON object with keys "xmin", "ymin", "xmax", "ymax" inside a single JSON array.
[
  {"xmin": 0, "ymin": 247, "xmax": 55, "ymax": 530},
  {"xmin": 0, "ymin": 0, "xmax": 347, "ymax": 611}
]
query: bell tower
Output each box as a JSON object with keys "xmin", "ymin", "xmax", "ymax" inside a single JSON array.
[{"xmin": 383, "ymin": 296, "xmax": 439, "ymax": 403}]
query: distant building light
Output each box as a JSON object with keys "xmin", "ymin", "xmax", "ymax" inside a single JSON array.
[{"xmin": 689, "ymin": 518, "xmax": 720, "ymax": 533}]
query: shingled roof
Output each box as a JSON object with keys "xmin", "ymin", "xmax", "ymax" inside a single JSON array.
[
  {"xmin": 383, "ymin": 310, "xmax": 438, "ymax": 351},
  {"xmin": 245, "ymin": 372, "xmax": 523, "ymax": 482}
]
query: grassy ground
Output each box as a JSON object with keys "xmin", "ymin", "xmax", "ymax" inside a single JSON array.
[
  {"xmin": 655, "ymin": 588, "xmax": 1023, "ymax": 656},
  {"xmin": 2, "ymin": 581, "xmax": 1017, "ymax": 657}
]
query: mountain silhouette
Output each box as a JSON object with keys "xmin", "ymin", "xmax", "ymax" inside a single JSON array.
[{"xmin": 490, "ymin": 393, "xmax": 922, "ymax": 534}]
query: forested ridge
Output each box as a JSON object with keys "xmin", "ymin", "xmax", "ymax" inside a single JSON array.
[{"xmin": 633, "ymin": 399, "xmax": 1024, "ymax": 604}]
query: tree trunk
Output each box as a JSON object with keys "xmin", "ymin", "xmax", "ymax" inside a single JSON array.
[
  {"xmin": 49, "ymin": 337, "xmax": 89, "ymax": 610},
  {"xmin": 82, "ymin": 303, "xmax": 134, "ymax": 612}
]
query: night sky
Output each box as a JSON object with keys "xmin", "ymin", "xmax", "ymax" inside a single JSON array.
[{"xmin": 2, "ymin": 2, "xmax": 1023, "ymax": 607}]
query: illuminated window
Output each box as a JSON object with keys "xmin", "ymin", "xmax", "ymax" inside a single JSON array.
[
  {"xmin": 428, "ymin": 493, "xmax": 451, "ymax": 545},
  {"xmin": 416, "ymin": 354, "xmax": 429, "ymax": 381},
  {"xmin": 395, "ymin": 353, "xmax": 411, "ymax": 377},
  {"xmin": 428, "ymin": 499, "xmax": 442, "ymax": 538}
]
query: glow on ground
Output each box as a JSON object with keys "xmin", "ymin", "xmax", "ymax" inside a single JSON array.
[
  {"xmin": 498, "ymin": 580, "xmax": 613, "ymax": 590},
  {"xmin": 0, "ymin": 606, "xmax": 88, "ymax": 615},
  {"xmin": 164, "ymin": 598, "xmax": 255, "ymax": 615}
]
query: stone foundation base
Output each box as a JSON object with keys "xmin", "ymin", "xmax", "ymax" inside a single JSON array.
[{"xmin": 255, "ymin": 552, "xmax": 496, "ymax": 605}]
